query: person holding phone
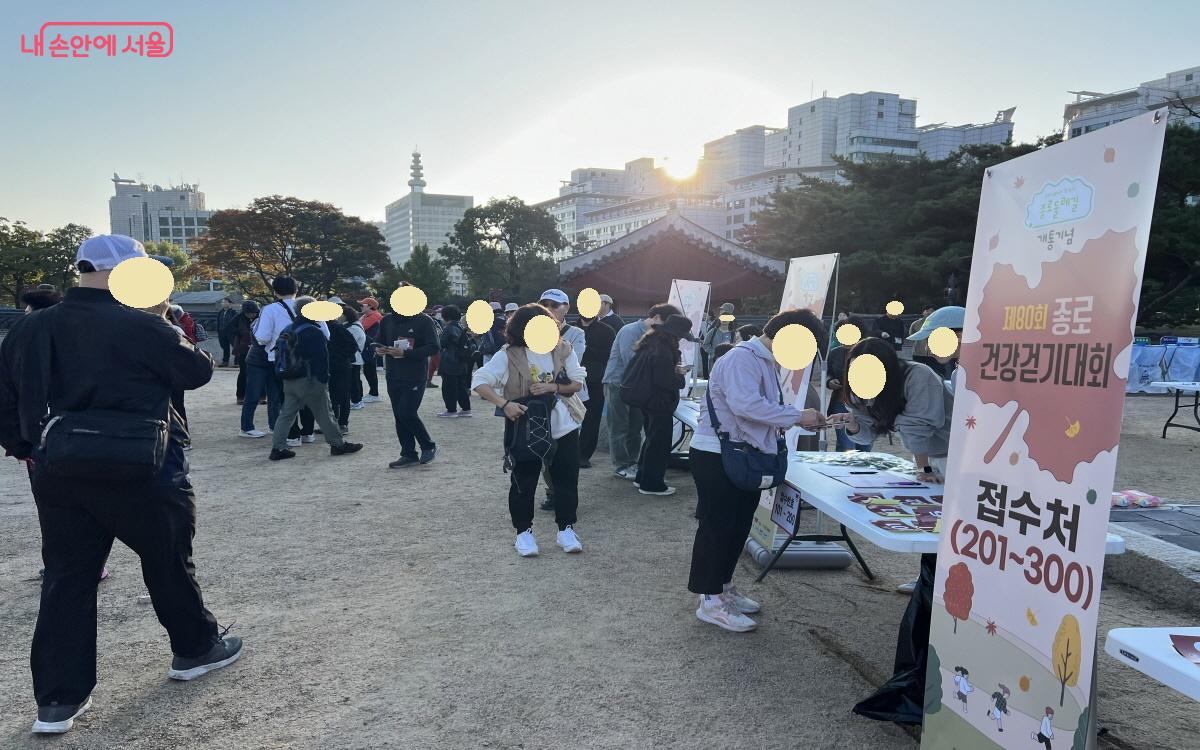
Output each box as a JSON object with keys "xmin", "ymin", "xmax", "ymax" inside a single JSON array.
[
  {"xmin": 376, "ymin": 288, "xmax": 440, "ymax": 468},
  {"xmin": 686, "ymin": 309, "xmax": 827, "ymax": 632},
  {"xmin": 627, "ymin": 314, "xmax": 695, "ymax": 497}
]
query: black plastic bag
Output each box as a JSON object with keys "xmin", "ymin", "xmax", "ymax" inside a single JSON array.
[{"xmin": 852, "ymin": 553, "xmax": 937, "ymax": 725}]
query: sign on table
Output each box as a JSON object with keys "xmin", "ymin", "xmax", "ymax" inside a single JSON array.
[
  {"xmin": 921, "ymin": 111, "xmax": 1168, "ymax": 750},
  {"xmin": 771, "ymin": 482, "xmax": 803, "ymax": 535}
]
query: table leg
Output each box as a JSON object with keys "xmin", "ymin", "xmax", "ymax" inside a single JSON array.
[
  {"xmin": 1162, "ymin": 389, "xmax": 1182, "ymax": 438},
  {"xmin": 1161, "ymin": 389, "xmax": 1200, "ymax": 438},
  {"xmin": 840, "ymin": 524, "xmax": 876, "ymax": 580},
  {"xmin": 754, "ymin": 533, "xmax": 796, "ymax": 583}
]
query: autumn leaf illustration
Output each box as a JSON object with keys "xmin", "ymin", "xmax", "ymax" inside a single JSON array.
[
  {"xmin": 986, "ymin": 619, "xmax": 998, "ymax": 635},
  {"xmin": 1026, "ymin": 608, "xmax": 1039, "ymax": 627},
  {"xmin": 960, "ymin": 229, "xmax": 1139, "ymax": 483},
  {"xmin": 966, "ymin": 416, "xmax": 977, "ymax": 429},
  {"xmin": 1014, "ymin": 177, "xmax": 1025, "ymax": 189}
]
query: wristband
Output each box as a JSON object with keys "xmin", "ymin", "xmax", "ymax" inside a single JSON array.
[
  {"xmin": 923, "ymin": 465, "xmax": 933, "ymax": 475},
  {"xmin": 501, "ymin": 400, "xmax": 511, "ymax": 410}
]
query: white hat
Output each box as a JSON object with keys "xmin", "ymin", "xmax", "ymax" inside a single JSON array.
[
  {"xmin": 538, "ymin": 289, "xmax": 569, "ymax": 305},
  {"xmin": 489, "ymin": 301, "xmax": 503, "ymax": 312},
  {"xmin": 599, "ymin": 293, "xmax": 614, "ymax": 304},
  {"xmin": 504, "ymin": 303, "xmax": 519, "ymax": 313},
  {"xmin": 76, "ymin": 234, "xmax": 147, "ymax": 272},
  {"xmin": 328, "ymin": 295, "xmax": 345, "ymax": 305}
]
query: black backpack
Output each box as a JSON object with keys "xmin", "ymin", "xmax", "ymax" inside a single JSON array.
[
  {"xmin": 455, "ymin": 323, "xmax": 478, "ymax": 362},
  {"xmin": 479, "ymin": 328, "xmax": 503, "ymax": 357},
  {"xmin": 503, "ymin": 395, "xmax": 557, "ymax": 472},
  {"xmin": 620, "ymin": 350, "xmax": 673, "ymax": 412},
  {"xmin": 275, "ymin": 321, "xmax": 317, "ymax": 380}
]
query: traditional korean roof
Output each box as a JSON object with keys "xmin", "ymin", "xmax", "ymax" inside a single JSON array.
[{"xmin": 559, "ymin": 210, "xmax": 785, "ymax": 280}]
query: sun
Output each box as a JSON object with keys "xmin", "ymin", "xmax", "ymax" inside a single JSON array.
[{"xmin": 662, "ymin": 155, "xmax": 698, "ymax": 181}]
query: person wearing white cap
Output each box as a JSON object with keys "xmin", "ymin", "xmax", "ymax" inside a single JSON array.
[
  {"xmin": 536, "ymin": 289, "xmax": 587, "ymax": 510},
  {"xmin": 0, "ymin": 235, "xmax": 242, "ymax": 734},
  {"xmin": 599, "ymin": 293, "xmax": 624, "ymax": 334}
]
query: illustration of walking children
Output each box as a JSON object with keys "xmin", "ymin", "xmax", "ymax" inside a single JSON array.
[
  {"xmin": 953, "ymin": 666, "xmax": 973, "ymax": 713},
  {"xmin": 1032, "ymin": 706, "xmax": 1054, "ymax": 749},
  {"xmin": 989, "ymin": 684, "xmax": 1011, "ymax": 732}
]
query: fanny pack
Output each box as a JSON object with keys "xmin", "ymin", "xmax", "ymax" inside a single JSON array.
[
  {"xmin": 38, "ymin": 319, "xmax": 170, "ymax": 481},
  {"xmin": 705, "ymin": 350, "xmax": 787, "ymax": 491}
]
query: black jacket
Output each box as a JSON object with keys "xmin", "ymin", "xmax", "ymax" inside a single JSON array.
[
  {"xmin": 438, "ymin": 321, "xmax": 471, "ymax": 375},
  {"xmin": 216, "ymin": 307, "xmax": 238, "ymax": 339},
  {"xmin": 292, "ymin": 321, "xmax": 331, "ymax": 383},
  {"xmin": 600, "ymin": 312, "xmax": 625, "ymax": 335},
  {"xmin": 581, "ymin": 320, "xmax": 616, "ymax": 386},
  {"xmin": 378, "ymin": 312, "xmax": 439, "ymax": 381},
  {"xmin": 327, "ymin": 321, "xmax": 359, "ymax": 368},
  {"xmin": 0, "ymin": 287, "xmax": 214, "ymax": 458},
  {"xmin": 628, "ymin": 341, "xmax": 684, "ymax": 414}
]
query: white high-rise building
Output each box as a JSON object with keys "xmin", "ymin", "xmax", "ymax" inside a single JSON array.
[
  {"xmin": 384, "ymin": 152, "xmax": 472, "ymax": 296},
  {"xmin": 1063, "ymin": 65, "xmax": 1200, "ymax": 139},
  {"xmin": 697, "ymin": 126, "xmax": 781, "ymax": 191},
  {"xmin": 108, "ymin": 174, "xmax": 213, "ymax": 250}
]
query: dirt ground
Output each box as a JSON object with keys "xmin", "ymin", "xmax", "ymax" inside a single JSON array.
[{"xmin": 0, "ymin": 370, "xmax": 1196, "ymax": 749}]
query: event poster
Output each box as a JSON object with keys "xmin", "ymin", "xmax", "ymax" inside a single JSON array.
[
  {"xmin": 921, "ymin": 111, "xmax": 1167, "ymax": 750},
  {"xmin": 748, "ymin": 253, "xmax": 838, "ymax": 550},
  {"xmin": 668, "ymin": 279, "xmax": 711, "ymax": 395}
]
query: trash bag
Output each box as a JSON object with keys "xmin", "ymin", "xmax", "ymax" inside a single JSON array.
[{"xmin": 852, "ymin": 553, "xmax": 937, "ymax": 725}]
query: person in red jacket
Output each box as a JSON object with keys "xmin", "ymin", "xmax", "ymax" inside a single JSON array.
[{"xmin": 357, "ymin": 297, "xmax": 383, "ymax": 402}]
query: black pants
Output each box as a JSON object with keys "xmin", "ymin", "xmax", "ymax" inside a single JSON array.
[
  {"xmin": 329, "ymin": 362, "xmax": 353, "ymax": 427},
  {"xmin": 30, "ymin": 449, "xmax": 218, "ymax": 707},
  {"xmin": 440, "ymin": 369, "xmax": 472, "ymax": 413},
  {"xmin": 219, "ymin": 335, "xmax": 231, "ymax": 365},
  {"xmin": 1036, "ymin": 732, "xmax": 1052, "ymax": 749},
  {"xmin": 235, "ymin": 355, "xmax": 247, "ymax": 400},
  {"xmin": 350, "ymin": 364, "xmax": 363, "ymax": 404},
  {"xmin": 635, "ymin": 408, "xmax": 674, "ymax": 492},
  {"xmin": 289, "ymin": 407, "xmax": 314, "ymax": 439},
  {"xmin": 687, "ymin": 448, "xmax": 761, "ymax": 595},
  {"xmin": 362, "ymin": 352, "xmax": 379, "ymax": 397},
  {"xmin": 579, "ymin": 381, "xmax": 605, "ymax": 462},
  {"xmin": 508, "ymin": 427, "xmax": 579, "ymax": 532},
  {"xmin": 388, "ymin": 378, "xmax": 435, "ymax": 458}
]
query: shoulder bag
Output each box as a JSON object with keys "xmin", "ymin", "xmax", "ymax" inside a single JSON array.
[{"xmin": 705, "ymin": 349, "xmax": 788, "ymax": 491}]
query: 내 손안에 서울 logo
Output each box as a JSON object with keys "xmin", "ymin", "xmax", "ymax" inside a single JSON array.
[{"xmin": 20, "ymin": 21, "xmax": 173, "ymax": 58}]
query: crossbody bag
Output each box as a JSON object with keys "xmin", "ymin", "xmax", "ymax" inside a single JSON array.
[{"xmin": 704, "ymin": 349, "xmax": 788, "ymax": 491}]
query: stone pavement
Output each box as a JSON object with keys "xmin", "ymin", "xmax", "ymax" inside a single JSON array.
[{"xmin": 1110, "ymin": 506, "xmax": 1200, "ymax": 552}]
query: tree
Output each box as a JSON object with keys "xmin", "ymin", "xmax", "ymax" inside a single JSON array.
[
  {"xmin": 943, "ymin": 562, "xmax": 974, "ymax": 634},
  {"xmin": 399, "ymin": 244, "xmax": 450, "ymax": 303},
  {"xmin": 40, "ymin": 223, "xmax": 91, "ymax": 293},
  {"xmin": 1138, "ymin": 124, "xmax": 1200, "ymax": 327},
  {"xmin": 0, "ymin": 218, "xmax": 92, "ymax": 307},
  {"xmin": 192, "ymin": 196, "xmax": 391, "ymax": 299},
  {"xmin": 440, "ymin": 197, "xmax": 567, "ymax": 299},
  {"xmin": 141, "ymin": 240, "xmax": 198, "ymax": 292},
  {"xmin": 1052, "ymin": 614, "xmax": 1081, "ymax": 707}
]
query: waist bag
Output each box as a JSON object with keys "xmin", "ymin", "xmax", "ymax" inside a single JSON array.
[
  {"xmin": 705, "ymin": 350, "xmax": 787, "ymax": 491},
  {"xmin": 504, "ymin": 395, "xmax": 557, "ymax": 472},
  {"xmin": 40, "ymin": 409, "xmax": 169, "ymax": 481}
]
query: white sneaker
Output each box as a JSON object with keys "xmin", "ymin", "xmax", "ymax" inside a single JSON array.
[
  {"xmin": 350, "ymin": 402, "xmax": 365, "ymax": 410},
  {"xmin": 556, "ymin": 526, "xmax": 583, "ymax": 553},
  {"xmin": 239, "ymin": 429, "xmax": 267, "ymax": 439},
  {"xmin": 286, "ymin": 438, "xmax": 302, "ymax": 448},
  {"xmin": 301, "ymin": 435, "xmax": 317, "ymax": 444},
  {"xmin": 896, "ymin": 580, "xmax": 918, "ymax": 594},
  {"xmin": 457, "ymin": 411, "xmax": 473, "ymax": 418},
  {"xmin": 695, "ymin": 595, "xmax": 757, "ymax": 633},
  {"xmin": 722, "ymin": 586, "xmax": 761, "ymax": 614},
  {"xmin": 515, "ymin": 529, "xmax": 539, "ymax": 557},
  {"xmin": 362, "ymin": 395, "xmax": 382, "ymax": 403},
  {"xmin": 639, "ymin": 486, "xmax": 676, "ymax": 496},
  {"xmin": 436, "ymin": 411, "xmax": 458, "ymax": 418}
]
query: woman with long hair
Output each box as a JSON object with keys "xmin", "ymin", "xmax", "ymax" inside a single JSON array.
[
  {"xmin": 629, "ymin": 314, "xmax": 694, "ymax": 496},
  {"xmin": 472, "ymin": 304, "xmax": 588, "ymax": 557}
]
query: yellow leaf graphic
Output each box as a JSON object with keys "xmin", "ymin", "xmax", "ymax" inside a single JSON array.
[
  {"xmin": 1064, "ymin": 419, "xmax": 1081, "ymax": 439},
  {"xmin": 1026, "ymin": 608, "xmax": 1038, "ymax": 627}
]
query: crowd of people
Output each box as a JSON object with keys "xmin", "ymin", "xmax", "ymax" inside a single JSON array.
[{"xmin": 0, "ymin": 232, "xmax": 968, "ymax": 734}]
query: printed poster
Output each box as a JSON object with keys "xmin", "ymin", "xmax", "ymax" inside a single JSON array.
[
  {"xmin": 749, "ymin": 253, "xmax": 838, "ymax": 551},
  {"xmin": 921, "ymin": 111, "xmax": 1168, "ymax": 750},
  {"xmin": 668, "ymin": 279, "xmax": 711, "ymax": 396}
]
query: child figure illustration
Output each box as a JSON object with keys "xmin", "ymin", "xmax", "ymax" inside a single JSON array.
[
  {"xmin": 952, "ymin": 666, "xmax": 973, "ymax": 713},
  {"xmin": 989, "ymin": 684, "xmax": 1010, "ymax": 732},
  {"xmin": 1032, "ymin": 706, "xmax": 1054, "ymax": 749}
]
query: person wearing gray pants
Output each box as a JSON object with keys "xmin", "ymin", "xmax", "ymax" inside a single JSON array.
[{"xmin": 601, "ymin": 303, "xmax": 679, "ymax": 479}]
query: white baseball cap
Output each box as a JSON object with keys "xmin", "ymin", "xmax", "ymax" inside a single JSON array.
[
  {"xmin": 539, "ymin": 288, "xmax": 569, "ymax": 305},
  {"xmin": 76, "ymin": 234, "xmax": 147, "ymax": 272},
  {"xmin": 599, "ymin": 293, "xmax": 614, "ymax": 304},
  {"xmin": 504, "ymin": 303, "xmax": 519, "ymax": 313}
]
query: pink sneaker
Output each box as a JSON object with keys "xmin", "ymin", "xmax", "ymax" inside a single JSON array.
[{"xmin": 99, "ymin": 567, "xmax": 110, "ymax": 582}]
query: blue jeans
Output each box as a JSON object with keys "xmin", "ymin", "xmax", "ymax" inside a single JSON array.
[{"xmin": 241, "ymin": 363, "xmax": 282, "ymax": 432}]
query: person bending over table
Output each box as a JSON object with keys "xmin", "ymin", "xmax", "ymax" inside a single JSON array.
[{"xmin": 686, "ymin": 309, "xmax": 826, "ymax": 633}]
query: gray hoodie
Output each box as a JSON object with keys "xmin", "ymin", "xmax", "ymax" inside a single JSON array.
[{"xmin": 849, "ymin": 362, "xmax": 953, "ymax": 457}]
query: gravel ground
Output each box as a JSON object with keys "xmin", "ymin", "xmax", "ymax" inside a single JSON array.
[{"xmin": 0, "ymin": 369, "xmax": 1196, "ymax": 749}]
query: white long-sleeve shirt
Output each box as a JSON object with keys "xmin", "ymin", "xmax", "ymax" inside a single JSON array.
[
  {"xmin": 347, "ymin": 321, "xmax": 367, "ymax": 366},
  {"xmin": 254, "ymin": 297, "xmax": 329, "ymax": 360},
  {"xmin": 1040, "ymin": 715, "xmax": 1054, "ymax": 738},
  {"xmin": 471, "ymin": 346, "xmax": 586, "ymax": 439}
]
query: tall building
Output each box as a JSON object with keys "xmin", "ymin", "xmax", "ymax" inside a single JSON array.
[
  {"xmin": 697, "ymin": 126, "xmax": 782, "ymax": 192},
  {"xmin": 108, "ymin": 174, "xmax": 213, "ymax": 250},
  {"xmin": 383, "ymin": 152, "xmax": 472, "ymax": 296},
  {"xmin": 1063, "ymin": 65, "xmax": 1200, "ymax": 139}
]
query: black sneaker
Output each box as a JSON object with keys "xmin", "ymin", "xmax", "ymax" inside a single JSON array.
[
  {"xmin": 419, "ymin": 446, "xmax": 437, "ymax": 465},
  {"xmin": 168, "ymin": 635, "xmax": 244, "ymax": 681},
  {"xmin": 540, "ymin": 496, "xmax": 556, "ymax": 511},
  {"xmin": 269, "ymin": 449, "xmax": 296, "ymax": 461},
  {"xmin": 32, "ymin": 697, "xmax": 92, "ymax": 734},
  {"xmin": 331, "ymin": 442, "xmax": 363, "ymax": 456},
  {"xmin": 389, "ymin": 456, "xmax": 420, "ymax": 469}
]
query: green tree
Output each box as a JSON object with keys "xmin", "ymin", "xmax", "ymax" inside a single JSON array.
[
  {"xmin": 399, "ymin": 244, "xmax": 451, "ymax": 303},
  {"xmin": 440, "ymin": 197, "xmax": 567, "ymax": 299},
  {"xmin": 193, "ymin": 196, "xmax": 391, "ymax": 299},
  {"xmin": 1139, "ymin": 123, "xmax": 1200, "ymax": 327},
  {"xmin": 0, "ymin": 219, "xmax": 93, "ymax": 306},
  {"xmin": 141, "ymin": 240, "xmax": 199, "ymax": 291},
  {"xmin": 38, "ymin": 223, "xmax": 91, "ymax": 293}
]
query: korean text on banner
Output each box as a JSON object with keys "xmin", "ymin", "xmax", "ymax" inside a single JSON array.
[
  {"xmin": 668, "ymin": 279, "xmax": 712, "ymax": 396},
  {"xmin": 920, "ymin": 111, "xmax": 1167, "ymax": 750}
]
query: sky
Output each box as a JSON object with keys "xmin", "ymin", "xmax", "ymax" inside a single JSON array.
[{"xmin": 2, "ymin": 0, "xmax": 1197, "ymax": 235}]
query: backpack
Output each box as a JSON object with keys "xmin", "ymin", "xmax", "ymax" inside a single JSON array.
[
  {"xmin": 456, "ymin": 324, "xmax": 478, "ymax": 361},
  {"xmin": 193, "ymin": 321, "xmax": 208, "ymax": 342},
  {"xmin": 619, "ymin": 350, "xmax": 673, "ymax": 412},
  {"xmin": 275, "ymin": 321, "xmax": 317, "ymax": 380},
  {"xmin": 503, "ymin": 395, "xmax": 557, "ymax": 472},
  {"xmin": 479, "ymin": 328, "xmax": 503, "ymax": 357}
]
